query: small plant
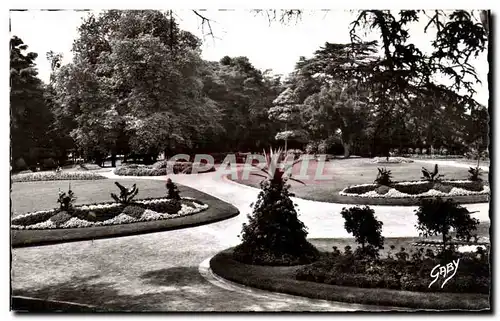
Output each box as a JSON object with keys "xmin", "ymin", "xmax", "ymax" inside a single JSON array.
[
  {"xmin": 421, "ymin": 164, "xmax": 444, "ymax": 182},
  {"xmin": 468, "ymin": 166, "xmax": 482, "ymax": 182},
  {"xmin": 111, "ymin": 182, "xmax": 139, "ymax": 204},
  {"xmin": 374, "ymin": 167, "xmax": 392, "ymax": 186},
  {"xmin": 166, "ymin": 178, "xmax": 181, "ymax": 200},
  {"xmin": 57, "ymin": 183, "xmax": 77, "ymax": 211},
  {"xmin": 341, "ymin": 206, "xmax": 384, "ymax": 258}
]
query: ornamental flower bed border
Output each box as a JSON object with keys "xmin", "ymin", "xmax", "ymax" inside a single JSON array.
[
  {"xmin": 339, "ymin": 180, "xmax": 490, "ymax": 199},
  {"xmin": 11, "ymin": 197, "xmax": 208, "ymax": 230}
]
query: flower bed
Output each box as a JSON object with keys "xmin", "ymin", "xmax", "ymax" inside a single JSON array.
[
  {"xmin": 340, "ymin": 180, "xmax": 489, "ymax": 199},
  {"xmin": 115, "ymin": 161, "xmax": 216, "ymax": 176},
  {"xmin": 11, "ymin": 171, "xmax": 107, "ymax": 183},
  {"xmin": 296, "ymin": 248, "xmax": 490, "ymax": 294},
  {"xmin": 11, "ymin": 197, "xmax": 208, "ymax": 230},
  {"xmin": 371, "ymin": 157, "xmax": 414, "ymax": 164}
]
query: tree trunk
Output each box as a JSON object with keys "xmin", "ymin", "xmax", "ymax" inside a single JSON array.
[
  {"xmin": 343, "ymin": 142, "xmax": 351, "ymax": 158},
  {"xmin": 342, "ymin": 135, "xmax": 352, "ymax": 158},
  {"xmin": 111, "ymin": 152, "xmax": 117, "ymax": 168}
]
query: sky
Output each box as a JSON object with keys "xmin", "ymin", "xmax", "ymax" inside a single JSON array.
[{"xmin": 9, "ymin": 9, "xmax": 489, "ymax": 106}]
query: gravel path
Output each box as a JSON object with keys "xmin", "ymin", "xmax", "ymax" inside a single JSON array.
[{"xmin": 11, "ymin": 164, "xmax": 490, "ymax": 311}]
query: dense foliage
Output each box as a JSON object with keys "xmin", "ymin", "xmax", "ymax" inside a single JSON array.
[
  {"xmin": 340, "ymin": 206, "xmax": 384, "ymax": 258},
  {"xmin": 414, "ymin": 198, "xmax": 480, "ymax": 254},
  {"xmin": 296, "ymin": 245, "xmax": 489, "ymax": 294},
  {"xmin": 10, "ymin": 10, "xmax": 489, "ymax": 169}
]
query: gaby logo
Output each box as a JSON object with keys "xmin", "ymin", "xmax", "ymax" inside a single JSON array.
[{"xmin": 429, "ymin": 259, "xmax": 460, "ymax": 289}]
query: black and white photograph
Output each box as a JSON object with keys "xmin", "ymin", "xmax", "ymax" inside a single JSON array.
[{"xmin": 7, "ymin": 3, "xmax": 492, "ymax": 313}]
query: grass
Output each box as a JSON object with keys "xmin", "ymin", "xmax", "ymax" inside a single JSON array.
[
  {"xmin": 11, "ymin": 179, "xmax": 179, "ymax": 217},
  {"xmin": 229, "ymin": 158, "xmax": 489, "ymax": 205},
  {"xmin": 11, "ymin": 179, "xmax": 239, "ymax": 247},
  {"xmin": 211, "ymin": 240, "xmax": 490, "ymax": 310}
]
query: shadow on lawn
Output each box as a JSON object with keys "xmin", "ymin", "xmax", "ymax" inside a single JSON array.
[
  {"xmin": 12, "ymin": 265, "xmax": 366, "ymax": 312},
  {"xmin": 11, "ymin": 267, "xmax": 263, "ymax": 311}
]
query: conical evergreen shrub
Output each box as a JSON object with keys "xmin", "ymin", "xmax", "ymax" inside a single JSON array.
[{"xmin": 233, "ymin": 148, "xmax": 319, "ymax": 266}]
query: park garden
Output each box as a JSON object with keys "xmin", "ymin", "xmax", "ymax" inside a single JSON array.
[{"xmin": 11, "ymin": 10, "xmax": 490, "ymax": 311}]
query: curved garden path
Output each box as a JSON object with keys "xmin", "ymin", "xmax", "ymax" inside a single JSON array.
[{"xmin": 11, "ymin": 163, "xmax": 490, "ymax": 311}]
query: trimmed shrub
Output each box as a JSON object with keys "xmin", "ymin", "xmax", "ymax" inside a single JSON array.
[
  {"xmin": 433, "ymin": 183, "xmax": 453, "ymax": 194},
  {"xmin": 141, "ymin": 199, "xmax": 181, "ymax": 214},
  {"xmin": 375, "ymin": 185, "xmax": 391, "ymax": 195},
  {"xmin": 122, "ymin": 205, "xmax": 146, "ymax": 219},
  {"xmin": 233, "ymin": 148, "xmax": 319, "ymax": 266},
  {"xmin": 50, "ymin": 211, "xmax": 73, "ymax": 227}
]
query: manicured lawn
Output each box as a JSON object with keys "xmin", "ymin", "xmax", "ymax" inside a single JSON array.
[
  {"xmin": 229, "ymin": 158, "xmax": 488, "ymax": 204},
  {"xmin": 11, "ymin": 179, "xmax": 178, "ymax": 217}
]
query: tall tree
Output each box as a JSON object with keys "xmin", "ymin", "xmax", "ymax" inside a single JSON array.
[
  {"xmin": 10, "ymin": 36, "xmax": 54, "ymax": 169},
  {"xmin": 52, "ymin": 10, "xmax": 223, "ymax": 164}
]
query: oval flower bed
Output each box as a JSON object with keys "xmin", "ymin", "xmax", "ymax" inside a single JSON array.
[
  {"xmin": 340, "ymin": 180, "xmax": 489, "ymax": 201},
  {"xmin": 11, "ymin": 197, "xmax": 208, "ymax": 230}
]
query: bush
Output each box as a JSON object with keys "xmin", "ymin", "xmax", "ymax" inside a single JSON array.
[
  {"xmin": 122, "ymin": 205, "xmax": 146, "ymax": 219},
  {"xmin": 340, "ymin": 206, "xmax": 384, "ymax": 258},
  {"xmin": 414, "ymin": 197, "xmax": 480, "ymax": 254},
  {"xmin": 374, "ymin": 167, "xmax": 392, "ymax": 185},
  {"xmin": 57, "ymin": 184, "xmax": 77, "ymax": 211},
  {"xmin": 375, "ymin": 185, "xmax": 391, "ymax": 195},
  {"xmin": 141, "ymin": 199, "xmax": 182, "ymax": 214},
  {"xmin": 166, "ymin": 179, "xmax": 181, "ymax": 200},
  {"xmin": 433, "ymin": 183, "xmax": 453, "ymax": 194},
  {"xmin": 233, "ymin": 148, "xmax": 319, "ymax": 265},
  {"xmin": 50, "ymin": 211, "xmax": 73, "ymax": 227},
  {"xmin": 12, "ymin": 210, "xmax": 56, "ymax": 227},
  {"xmin": 393, "ymin": 182, "xmax": 434, "ymax": 195},
  {"xmin": 468, "ymin": 167, "xmax": 482, "ymax": 182}
]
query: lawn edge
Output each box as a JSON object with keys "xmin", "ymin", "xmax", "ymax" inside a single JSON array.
[{"xmin": 210, "ymin": 248, "xmax": 490, "ymax": 311}]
